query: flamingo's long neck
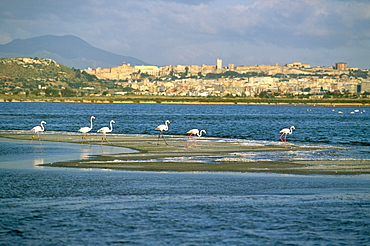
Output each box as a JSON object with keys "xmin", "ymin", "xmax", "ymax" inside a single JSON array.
[
  {"xmin": 90, "ymin": 117, "xmax": 94, "ymax": 129},
  {"xmin": 198, "ymin": 130, "xmax": 205, "ymax": 137},
  {"xmin": 289, "ymin": 127, "xmax": 293, "ymax": 134},
  {"xmin": 40, "ymin": 122, "xmax": 45, "ymax": 131},
  {"xmin": 110, "ymin": 121, "xmax": 114, "ymax": 131}
]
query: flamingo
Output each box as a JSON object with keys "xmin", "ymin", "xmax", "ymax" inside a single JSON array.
[
  {"xmin": 186, "ymin": 129, "xmax": 206, "ymax": 148},
  {"xmin": 78, "ymin": 116, "xmax": 95, "ymax": 144},
  {"xmin": 279, "ymin": 126, "xmax": 295, "ymax": 142},
  {"xmin": 30, "ymin": 120, "xmax": 46, "ymax": 144},
  {"xmin": 97, "ymin": 120, "xmax": 115, "ymax": 145},
  {"xmin": 155, "ymin": 120, "xmax": 170, "ymax": 145}
]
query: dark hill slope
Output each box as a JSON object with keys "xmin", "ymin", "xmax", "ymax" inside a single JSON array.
[{"xmin": 0, "ymin": 35, "xmax": 148, "ymax": 69}]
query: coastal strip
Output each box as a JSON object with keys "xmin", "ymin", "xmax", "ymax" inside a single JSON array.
[
  {"xmin": 1, "ymin": 132, "xmax": 369, "ymax": 175},
  {"xmin": 1, "ymin": 98, "xmax": 370, "ymax": 106}
]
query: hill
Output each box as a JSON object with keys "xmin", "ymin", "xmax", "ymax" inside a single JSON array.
[
  {"xmin": 0, "ymin": 35, "xmax": 148, "ymax": 69},
  {"xmin": 0, "ymin": 57, "xmax": 120, "ymax": 96}
]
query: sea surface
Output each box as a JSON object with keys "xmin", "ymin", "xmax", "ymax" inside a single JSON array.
[{"xmin": 0, "ymin": 102, "xmax": 369, "ymax": 245}]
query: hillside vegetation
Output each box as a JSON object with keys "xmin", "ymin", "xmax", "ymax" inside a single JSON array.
[{"xmin": 0, "ymin": 58, "xmax": 119, "ymax": 96}]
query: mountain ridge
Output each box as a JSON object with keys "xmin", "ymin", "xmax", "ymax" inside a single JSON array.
[{"xmin": 0, "ymin": 35, "xmax": 148, "ymax": 69}]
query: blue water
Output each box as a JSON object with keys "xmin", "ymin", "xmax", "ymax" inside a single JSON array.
[
  {"xmin": 1, "ymin": 169, "xmax": 369, "ymax": 245},
  {"xmin": 1, "ymin": 102, "xmax": 369, "ymax": 145},
  {"xmin": 0, "ymin": 102, "xmax": 370, "ymax": 245}
]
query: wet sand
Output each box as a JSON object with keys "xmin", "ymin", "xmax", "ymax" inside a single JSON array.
[{"xmin": 1, "ymin": 131, "xmax": 369, "ymax": 175}]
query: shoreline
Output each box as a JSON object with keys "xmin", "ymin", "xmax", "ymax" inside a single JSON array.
[
  {"xmin": 1, "ymin": 132, "xmax": 369, "ymax": 175},
  {"xmin": 1, "ymin": 98, "xmax": 370, "ymax": 106}
]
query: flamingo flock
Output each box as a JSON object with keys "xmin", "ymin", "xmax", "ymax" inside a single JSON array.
[{"xmin": 28, "ymin": 116, "xmax": 296, "ymax": 147}]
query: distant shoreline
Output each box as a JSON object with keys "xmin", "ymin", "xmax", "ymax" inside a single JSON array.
[{"xmin": 1, "ymin": 97, "xmax": 370, "ymax": 107}]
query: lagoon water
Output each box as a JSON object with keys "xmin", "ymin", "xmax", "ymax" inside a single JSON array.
[
  {"xmin": 0, "ymin": 102, "xmax": 369, "ymax": 244},
  {"xmin": 0, "ymin": 102, "xmax": 369, "ymax": 145}
]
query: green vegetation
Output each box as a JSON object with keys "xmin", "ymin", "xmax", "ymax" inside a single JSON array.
[{"xmin": 0, "ymin": 58, "xmax": 121, "ymax": 97}]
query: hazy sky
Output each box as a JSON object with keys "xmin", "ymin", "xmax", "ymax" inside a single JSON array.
[{"xmin": 1, "ymin": 0, "xmax": 370, "ymax": 68}]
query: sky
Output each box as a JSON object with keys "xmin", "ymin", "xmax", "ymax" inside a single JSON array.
[{"xmin": 1, "ymin": 0, "xmax": 370, "ymax": 69}]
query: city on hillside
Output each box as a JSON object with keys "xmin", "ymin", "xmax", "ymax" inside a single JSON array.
[
  {"xmin": 1, "ymin": 57, "xmax": 370, "ymax": 100},
  {"xmin": 84, "ymin": 59, "xmax": 370, "ymax": 98}
]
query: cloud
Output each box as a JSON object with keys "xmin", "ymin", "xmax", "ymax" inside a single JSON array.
[{"xmin": 1, "ymin": 0, "xmax": 370, "ymax": 68}]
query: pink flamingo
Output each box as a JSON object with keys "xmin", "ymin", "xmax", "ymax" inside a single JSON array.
[
  {"xmin": 97, "ymin": 120, "xmax": 115, "ymax": 145},
  {"xmin": 78, "ymin": 116, "xmax": 95, "ymax": 144},
  {"xmin": 280, "ymin": 126, "xmax": 295, "ymax": 142},
  {"xmin": 186, "ymin": 129, "xmax": 206, "ymax": 148},
  {"xmin": 30, "ymin": 120, "xmax": 46, "ymax": 144},
  {"xmin": 155, "ymin": 120, "xmax": 170, "ymax": 145}
]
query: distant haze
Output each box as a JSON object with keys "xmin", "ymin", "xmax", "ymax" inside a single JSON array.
[{"xmin": 0, "ymin": 35, "xmax": 148, "ymax": 69}]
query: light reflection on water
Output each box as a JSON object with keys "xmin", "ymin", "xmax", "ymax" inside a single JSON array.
[{"xmin": 0, "ymin": 137, "xmax": 134, "ymax": 169}]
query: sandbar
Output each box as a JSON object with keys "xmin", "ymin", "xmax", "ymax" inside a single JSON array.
[{"xmin": 0, "ymin": 131, "xmax": 369, "ymax": 175}]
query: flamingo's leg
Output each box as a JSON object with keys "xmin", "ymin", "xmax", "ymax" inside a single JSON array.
[
  {"xmin": 157, "ymin": 132, "xmax": 161, "ymax": 145},
  {"xmin": 31, "ymin": 132, "xmax": 35, "ymax": 144},
  {"xmin": 38, "ymin": 132, "xmax": 42, "ymax": 145},
  {"xmin": 186, "ymin": 134, "xmax": 191, "ymax": 147},
  {"xmin": 162, "ymin": 132, "xmax": 168, "ymax": 145},
  {"xmin": 100, "ymin": 134, "xmax": 105, "ymax": 145},
  {"xmin": 105, "ymin": 134, "xmax": 113, "ymax": 145},
  {"xmin": 280, "ymin": 133, "xmax": 284, "ymax": 142},
  {"xmin": 82, "ymin": 133, "xmax": 91, "ymax": 145}
]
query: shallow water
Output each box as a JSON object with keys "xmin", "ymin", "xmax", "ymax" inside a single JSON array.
[
  {"xmin": 0, "ymin": 137, "xmax": 134, "ymax": 169},
  {"xmin": 1, "ymin": 169, "xmax": 369, "ymax": 245}
]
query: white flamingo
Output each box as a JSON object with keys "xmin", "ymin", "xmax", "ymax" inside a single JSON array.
[
  {"xmin": 279, "ymin": 126, "xmax": 295, "ymax": 142},
  {"xmin": 186, "ymin": 129, "xmax": 206, "ymax": 148},
  {"xmin": 155, "ymin": 120, "xmax": 170, "ymax": 145},
  {"xmin": 97, "ymin": 120, "xmax": 115, "ymax": 145},
  {"xmin": 78, "ymin": 116, "xmax": 95, "ymax": 144},
  {"xmin": 30, "ymin": 120, "xmax": 46, "ymax": 144}
]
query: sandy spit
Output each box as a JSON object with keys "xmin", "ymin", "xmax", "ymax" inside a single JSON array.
[{"xmin": 1, "ymin": 131, "xmax": 369, "ymax": 175}]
